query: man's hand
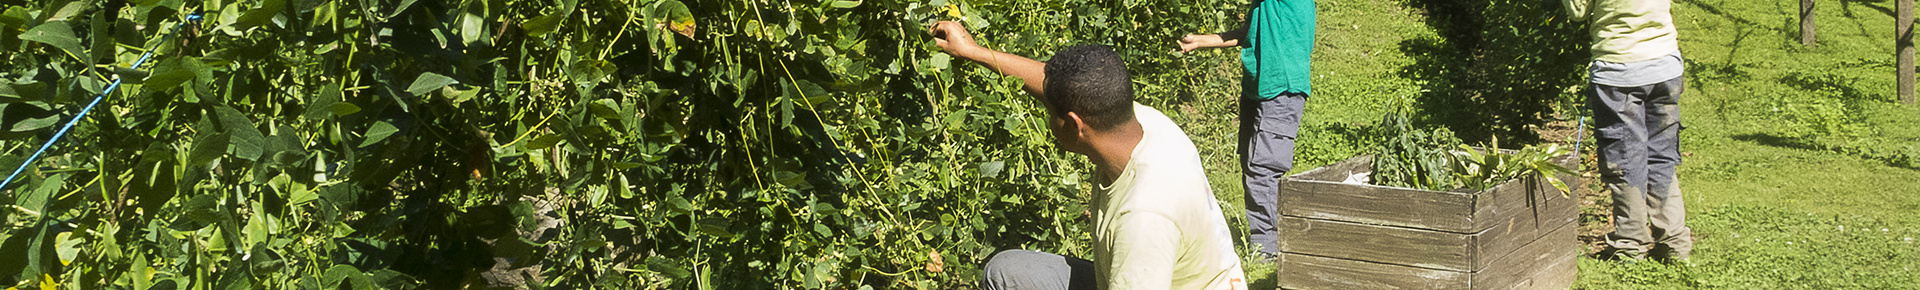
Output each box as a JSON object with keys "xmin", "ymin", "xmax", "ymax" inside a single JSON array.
[
  {"xmin": 1175, "ymin": 34, "xmax": 1231, "ymax": 53},
  {"xmin": 930, "ymin": 21, "xmax": 982, "ymax": 59}
]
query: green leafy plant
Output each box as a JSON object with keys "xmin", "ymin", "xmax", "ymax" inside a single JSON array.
[
  {"xmin": 1447, "ymin": 137, "xmax": 1575, "ymax": 195},
  {"xmin": 1369, "ymin": 95, "xmax": 1573, "ymax": 194},
  {"xmin": 1370, "ymin": 95, "xmax": 1464, "ymax": 191}
]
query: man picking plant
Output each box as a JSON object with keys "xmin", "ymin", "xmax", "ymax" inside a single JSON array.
[
  {"xmin": 1173, "ymin": 0, "xmax": 1316, "ymax": 260},
  {"xmin": 1561, "ymin": 0, "xmax": 1693, "ymax": 263},
  {"xmin": 927, "ymin": 22, "xmax": 1249, "ymax": 290}
]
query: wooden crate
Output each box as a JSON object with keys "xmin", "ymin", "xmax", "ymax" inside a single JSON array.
[{"xmin": 1275, "ymin": 154, "xmax": 1580, "ymax": 290}]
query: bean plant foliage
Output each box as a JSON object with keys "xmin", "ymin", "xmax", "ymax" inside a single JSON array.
[{"xmin": 0, "ymin": 0, "xmax": 1245, "ymax": 288}]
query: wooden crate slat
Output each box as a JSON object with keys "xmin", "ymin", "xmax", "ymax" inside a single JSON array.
[
  {"xmin": 1289, "ymin": 155, "xmax": 1375, "ymax": 182},
  {"xmin": 1278, "ymin": 253, "xmax": 1470, "ymax": 290},
  {"xmin": 1470, "ymin": 221, "xmax": 1579, "ymax": 290},
  {"xmin": 1469, "ymin": 175, "xmax": 1581, "ymax": 271},
  {"xmin": 1519, "ymin": 249, "xmax": 1580, "ymax": 290},
  {"xmin": 1279, "ymin": 180, "xmax": 1476, "ymax": 233},
  {"xmin": 1278, "ymin": 216, "xmax": 1474, "ymax": 271}
]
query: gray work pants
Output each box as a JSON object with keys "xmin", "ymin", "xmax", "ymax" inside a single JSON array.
[
  {"xmin": 1241, "ymin": 93, "xmax": 1305, "ymax": 255},
  {"xmin": 1590, "ymin": 76, "xmax": 1693, "ymax": 259},
  {"xmin": 980, "ymin": 250, "xmax": 1095, "ymax": 290}
]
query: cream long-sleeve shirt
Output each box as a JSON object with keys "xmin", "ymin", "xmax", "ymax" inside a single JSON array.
[{"xmin": 1563, "ymin": 0, "xmax": 1682, "ymax": 63}]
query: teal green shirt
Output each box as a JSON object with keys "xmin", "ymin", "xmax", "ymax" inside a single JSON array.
[{"xmin": 1240, "ymin": 0, "xmax": 1315, "ymax": 100}]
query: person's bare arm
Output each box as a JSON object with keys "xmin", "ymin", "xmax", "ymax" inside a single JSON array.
[
  {"xmin": 929, "ymin": 21, "xmax": 1049, "ymax": 99},
  {"xmin": 1176, "ymin": 26, "xmax": 1246, "ymax": 53}
]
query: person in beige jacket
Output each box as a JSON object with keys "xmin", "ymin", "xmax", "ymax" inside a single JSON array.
[{"xmin": 1561, "ymin": 0, "xmax": 1693, "ymax": 263}]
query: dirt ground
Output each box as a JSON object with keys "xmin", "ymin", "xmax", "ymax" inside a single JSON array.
[{"xmin": 1535, "ymin": 118, "xmax": 1617, "ymax": 256}]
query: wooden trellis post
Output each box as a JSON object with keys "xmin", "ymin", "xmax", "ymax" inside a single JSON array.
[
  {"xmin": 1902, "ymin": 0, "xmax": 1915, "ymax": 105},
  {"xmin": 1803, "ymin": 0, "xmax": 1816, "ymax": 46}
]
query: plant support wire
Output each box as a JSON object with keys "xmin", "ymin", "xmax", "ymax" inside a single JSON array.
[{"xmin": 0, "ymin": 13, "xmax": 203, "ymax": 191}]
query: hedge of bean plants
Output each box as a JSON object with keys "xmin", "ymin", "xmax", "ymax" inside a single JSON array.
[{"xmin": 0, "ymin": 0, "xmax": 1249, "ymax": 288}]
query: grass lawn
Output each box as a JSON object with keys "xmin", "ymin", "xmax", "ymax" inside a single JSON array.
[{"xmin": 1164, "ymin": 0, "xmax": 1920, "ymax": 288}]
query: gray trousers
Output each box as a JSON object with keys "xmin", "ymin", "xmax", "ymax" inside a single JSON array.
[
  {"xmin": 1590, "ymin": 76, "xmax": 1693, "ymax": 259},
  {"xmin": 980, "ymin": 250, "xmax": 1095, "ymax": 290},
  {"xmin": 1242, "ymin": 94, "xmax": 1305, "ymax": 255}
]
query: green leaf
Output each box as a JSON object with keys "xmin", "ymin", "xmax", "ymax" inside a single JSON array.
[
  {"xmin": 320, "ymin": 186, "xmax": 363, "ymax": 212},
  {"xmin": 929, "ymin": 52, "xmax": 952, "ymax": 70},
  {"xmin": 328, "ymin": 103, "xmax": 362, "ymax": 117},
  {"xmin": 146, "ymin": 57, "xmax": 207, "ymax": 92},
  {"xmin": 979, "ymin": 160, "xmax": 1005, "ymax": 178},
  {"xmin": 522, "ymin": 13, "xmax": 566, "ymax": 37},
  {"xmin": 0, "ymin": 102, "xmax": 59, "ymax": 133},
  {"xmin": 21, "ymin": 222, "xmax": 50, "ymax": 281},
  {"xmin": 387, "ymin": 0, "xmax": 422, "ymax": 18},
  {"xmin": 286, "ymin": 184, "xmax": 318, "ymax": 206},
  {"xmin": 305, "ymin": 86, "xmax": 344, "ymax": 120},
  {"xmin": 245, "ymin": 211, "xmax": 270, "ymax": 247},
  {"xmin": 215, "ymin": 106, "xmax": 266, "ymax": 161},
  {"xmin": 647, "ymin": 256, "xmax": 691, "ymax": 279},
  {"xmin": 183, "ymin": 194, "xmax": 224, "ymax": 224},
  {"xmin": 231, "ymin": 0, "xmax": 287, "ymax": 29},
  {"xmin": 789, "ymin": 80, "xmax": 833, "ymax": 107},
  {"xmin": 188, "ymin": 132, "xmax": 231, "ymax": 167},
  {"xmin": 323, "ymin": 265, "xmax": 360, "ymax": 289},
  {"xmin": 588, "ymin": 99, "xmax": 623, "ymax": 120},
  {"xmin": 18, "ymin": 174, "xmax": 65, "ymax": 213},
  {"xmin": 699, "ymin": 217, "xmax": 734, "ymax": 238},
  {"xmin": 359, "ymin": 121, "xmax": 400, "ymax": 147},
  {"xmin": 655, "ymin": 0, "xmax": 696, "ymax": 38},
  {"xmin": 406, "ymin": 72, "xmax": 459, "ymax": 96},
  {"xmin": 523, "ymin": 0, "xmax": 579, "ymax": 38},
  {"xmin": 568, "ymin": 60, "xmax": 615, "ymax": 89},
  {"xmin": 664, "ymin": 195, "xmax": 695, "ymax": 214},
  {"xmin": 587, "ymin": 186, "xmax": 606, "ymax": 207},
  {"xmin": 616, "ymin": 174, "xmax": 633, "ymax": 199},
  {"xmin": 0, "ymin": 6, "xmax": 28, "ymax": 28},
  {"xmin": 830, "ymin": 0, "xmax": 862, "ymax": 9},
  {"xmin": 0, "ymin": 83, "xmax": 24, "ymax": 103},
  {"xmin": 812, "ymin": 223, "xmax": 831, "ymax": 238},
  {"xmin": 19, "ymin": 21, "xmax": 88, "ymax": 62},
  {"xmin": 54, "ymin": 232, "xmax": 82, "ymax": 267},
  {"xmin": 89, "ymin": 10, "xmax": 110, "ymax": 63},
  {"xmin": 450, "ymin": 87, "xmax": 480, "ymax": 103},
  {"xmin": 458, "ymin": 11, "xmax": 486, "ymax": 46},
  {"xmin": 246, "ymin": 244, "xmax": 285, "ymax": 276},
  {"xmin": 773, "ymin": 171, "xmax": 808, "ymax": 188},
  {"xmin": 368, "ymin": 269, "xmax": 417, "ymax": 289}
]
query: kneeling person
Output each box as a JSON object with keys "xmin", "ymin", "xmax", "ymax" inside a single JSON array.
[{"xmin": 928, "ymin": 22, "xmax": 1249, "ymax": 290}]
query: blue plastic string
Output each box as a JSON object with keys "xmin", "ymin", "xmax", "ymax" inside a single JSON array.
[{"xmin": 0, "ymin": 13, "xmax": 202, "ymax": 191}]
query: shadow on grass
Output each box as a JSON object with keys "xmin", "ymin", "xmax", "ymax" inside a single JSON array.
[
  {"xmin": 1730, "ymin": 133, "xmax": 1920, "ymax": 169},
  {"xmin": 1249, "ymin": 272, "xmax": 1276, "ymax": 290},
  {"xmin": 1674, "ymin": 0, "xmax": 1769, "ymax": 27},
  {"xmin": 1730, "ymin": 133, "xmax": 1821, "ymax": 151}
]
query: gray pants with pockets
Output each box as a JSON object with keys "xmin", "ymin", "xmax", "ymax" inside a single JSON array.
[
  {"xmin": 1242, "ymin": 93, "xmax": 1306, "ymax": 255},
  {"xmin": 1590, "ymin": 76, "xmax": 1693, "ymax": 259},
  {"xmin": 980, "ymin": 250, "xmax": 1096, "ymax": 290}
]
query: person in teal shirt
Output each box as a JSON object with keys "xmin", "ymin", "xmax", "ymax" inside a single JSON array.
[{"xmin": 1176, "ymin": 0, "xmax": 1315, "ymax": 259}]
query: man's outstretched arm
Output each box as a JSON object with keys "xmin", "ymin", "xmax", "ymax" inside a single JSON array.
[
  {"xmin": 1176, "ymin": 26, "xmax": 1246, "ymax": 53},
  {"xmin": 929, "ymin": 21, "xmax": 1049, "ymax": 100}
]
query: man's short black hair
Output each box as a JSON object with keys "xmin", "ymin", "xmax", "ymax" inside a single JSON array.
[{"xmin": 1043, "ymin": 44, "xmax": 1134, "ymax": 130}]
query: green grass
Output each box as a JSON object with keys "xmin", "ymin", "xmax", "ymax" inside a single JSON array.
[{"xmin": 1171, "ymin": 0, "xmax": 1920, "ymax": 288}]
